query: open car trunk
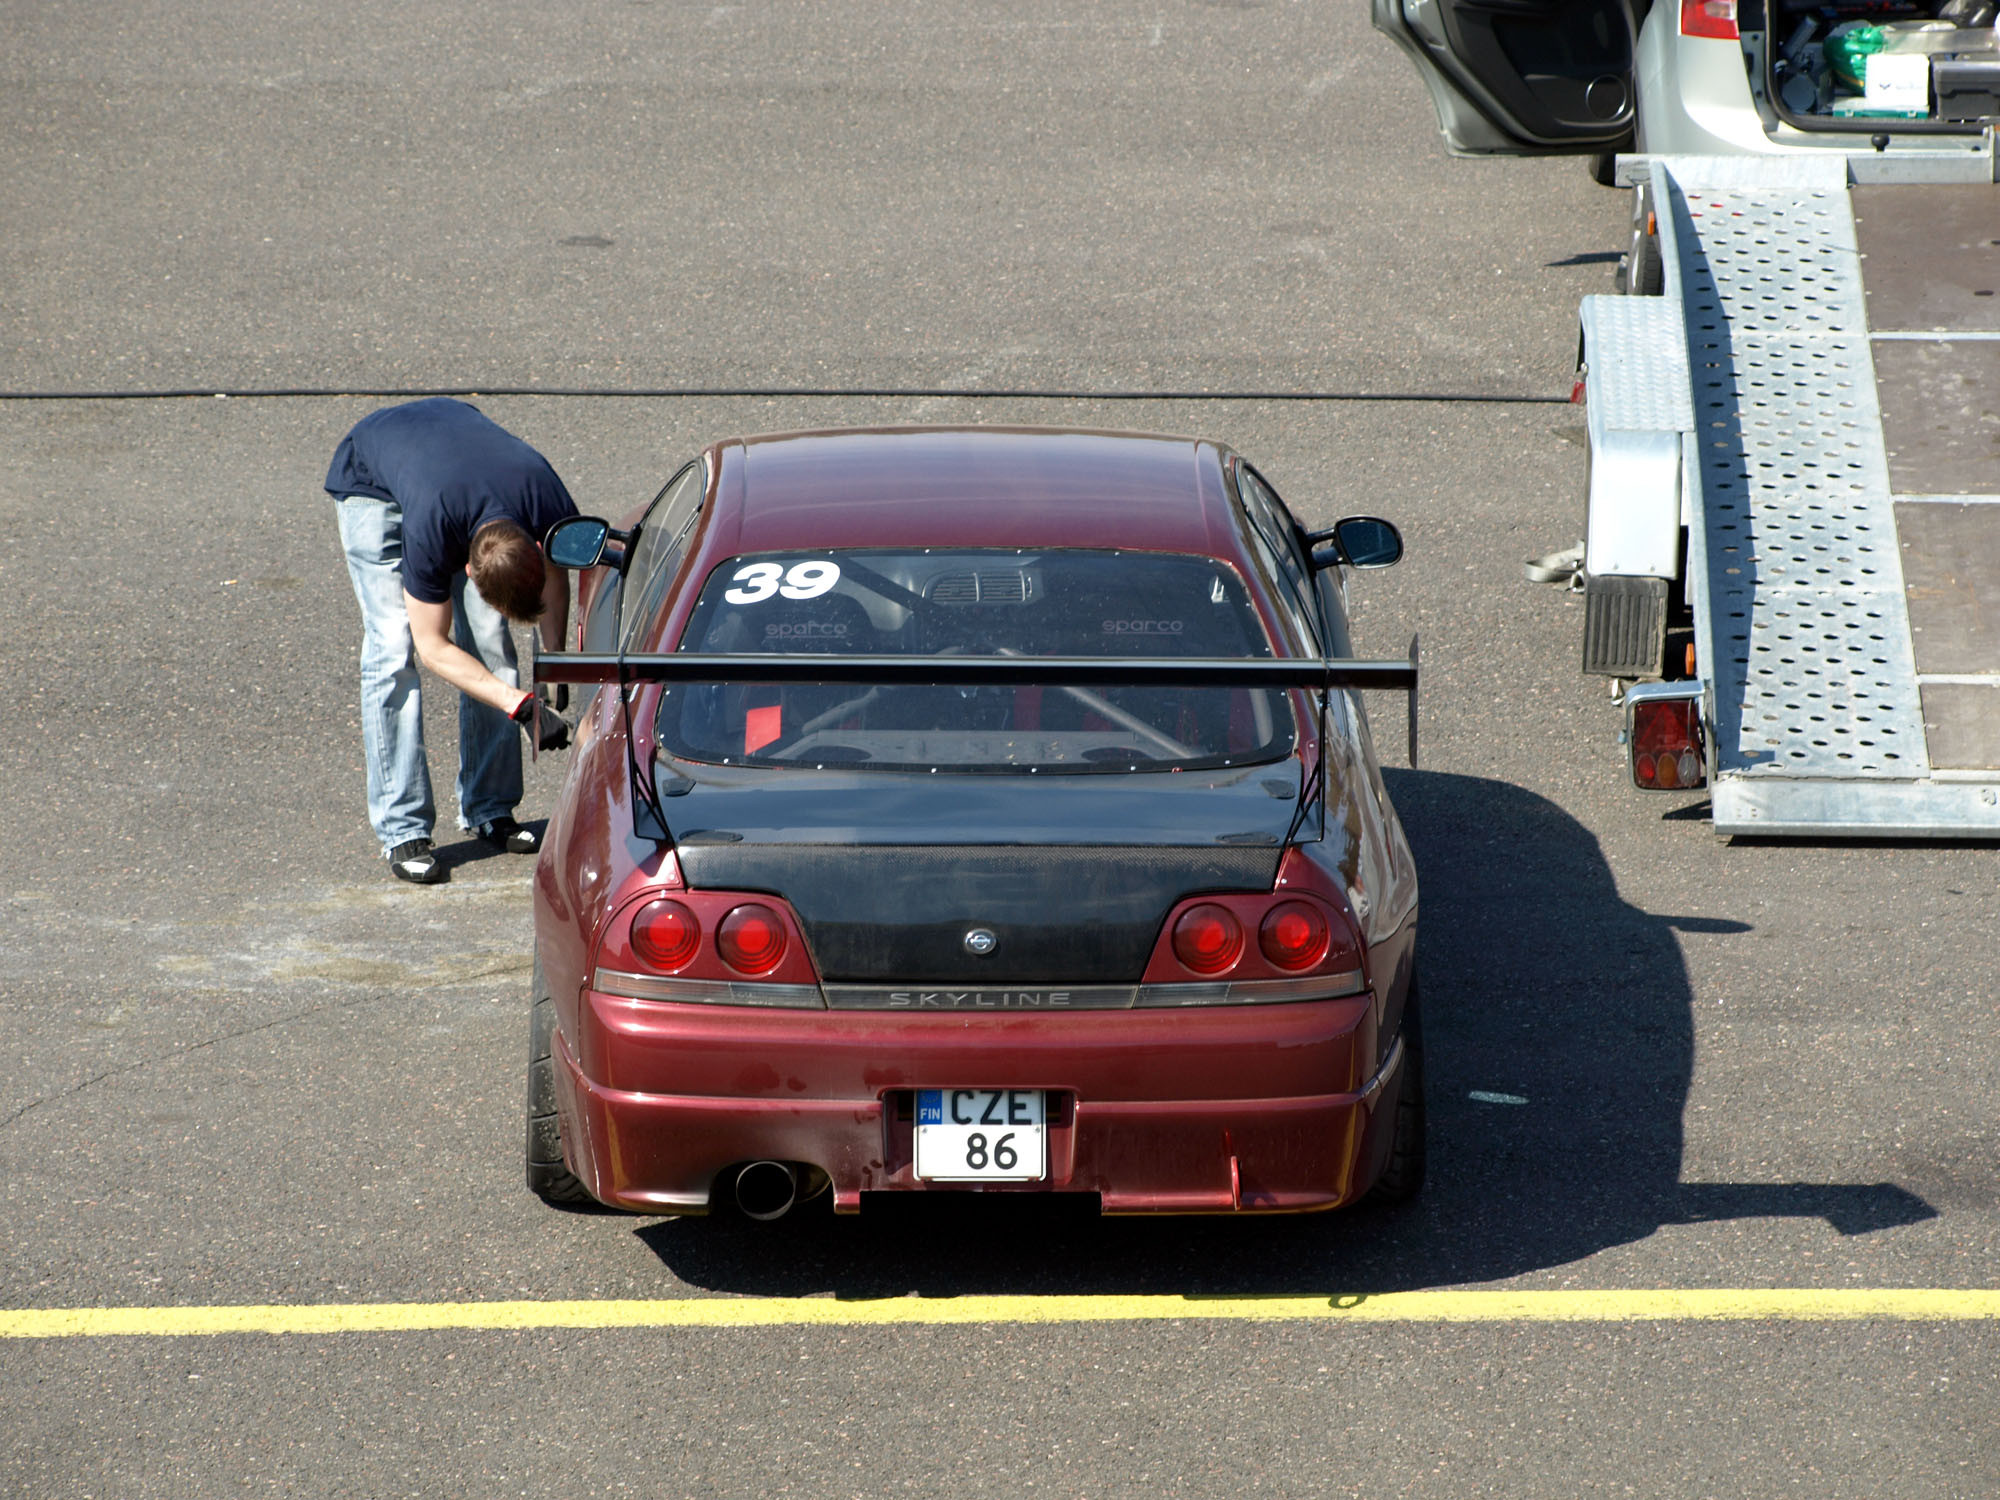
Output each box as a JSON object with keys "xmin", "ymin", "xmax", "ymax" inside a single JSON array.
[{"xmin": 1761, "ymin": 0, "xmax": 1998, "ymax": 129}]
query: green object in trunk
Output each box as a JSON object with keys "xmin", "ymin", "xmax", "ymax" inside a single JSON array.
[{"xmin": 1826, "ymin": 24, "xmax": 1887, "ymax": 90}]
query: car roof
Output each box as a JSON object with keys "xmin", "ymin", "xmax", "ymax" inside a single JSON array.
[{"xmin": 708, "ymin": 426, "xmax": 1237, "ymax": 557}]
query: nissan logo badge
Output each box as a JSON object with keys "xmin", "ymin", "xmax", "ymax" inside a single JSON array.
[{"xmin": 964, "ymin": 927, "xmax": 998, "ymax": 956}]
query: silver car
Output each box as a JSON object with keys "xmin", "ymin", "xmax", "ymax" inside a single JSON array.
[{"xmin": 1375, "ymin": 0, "xmax": 1997, "ymax": 165}]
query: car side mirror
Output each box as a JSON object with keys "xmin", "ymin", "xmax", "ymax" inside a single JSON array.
[
  {"xmin": 1308, "ymin": 516, "xmax": 1404, "ymax": 571},
  {"xmin": 545, "ymin": 515, "xmax": 633, "ymax": 572}
]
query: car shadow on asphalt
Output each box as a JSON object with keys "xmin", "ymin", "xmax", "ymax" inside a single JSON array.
[{"xmin": 634, "ymin": 772, "xmax": 1935, "ymax": 1296}]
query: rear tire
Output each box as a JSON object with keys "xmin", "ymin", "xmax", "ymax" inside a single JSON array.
[
  {"xmin": 1368, "ymin": 972, "xmax": 1427, "ymax": 1204},
  {"xmin": 527, "ymin": 952, "xmax": 594, "ymax": 1206}
]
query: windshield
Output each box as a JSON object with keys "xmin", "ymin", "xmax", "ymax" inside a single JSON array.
[{"xmin": 654, "ymin": 548, "xmax": 1295, "ymax": 774}]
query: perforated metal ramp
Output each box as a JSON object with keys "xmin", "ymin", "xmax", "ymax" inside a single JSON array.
[
  {"xmin": 1859, "ymin": 183, "xmax": 2000, "ymax": 779},
  {"xmin": 1645, "ymin": 156, "xmax": 2000, "ymax": 837}
]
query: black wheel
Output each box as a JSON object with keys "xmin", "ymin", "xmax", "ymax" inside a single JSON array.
[
  {"xmin": 1368, "ymin": 971, "xmax": 1426, "ymax": 1204},
  {"xmin": 1614, "ymin": 183, "xmax": 1664, "ymax": 297},
  {"xmin": 1588, "ymin": 150, "xmax": 1619, "ymax": 188},
  {"xmin": 527, "ymin": 952, "xmax": 594, "ymax": 1205},
  {"xmin": 1626, "ymin": 229, "xmax": 1664, "ymax": 297}
]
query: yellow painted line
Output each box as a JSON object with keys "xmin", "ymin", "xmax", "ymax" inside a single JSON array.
[{"xmin": 4, "ymin": 1290, "xmax": 2000, "ymax": 1339}]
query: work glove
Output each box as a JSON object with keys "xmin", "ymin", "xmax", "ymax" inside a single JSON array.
[{"xmin": 511, "ymin": 690, "xmax": 571, "ymax": 751}]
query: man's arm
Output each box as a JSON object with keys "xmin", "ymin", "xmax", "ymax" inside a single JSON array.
[{"xmin": 404, "ymin": 592, "xmax": 532, "ymax": 716}]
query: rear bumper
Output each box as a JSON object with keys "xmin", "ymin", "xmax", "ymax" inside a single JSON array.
[{"xmin": 554, "ymin": 988, "xmax": 1400, "ymax": 1214}]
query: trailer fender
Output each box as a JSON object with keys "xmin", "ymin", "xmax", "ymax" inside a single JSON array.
[{"xmin": 1577, "ymin": 294, "xmax": 1695, "ymax": 677}]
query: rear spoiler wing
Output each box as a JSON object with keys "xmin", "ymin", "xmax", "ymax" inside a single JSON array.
[{"xmin": 535, "ymin": 642, "xmax": 1420, "ymax": 767}]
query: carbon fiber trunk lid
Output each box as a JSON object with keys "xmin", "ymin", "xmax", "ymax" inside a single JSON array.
[{"xmin": 676, "ymin": 843, "xmax": 1281, "ymax": 983}]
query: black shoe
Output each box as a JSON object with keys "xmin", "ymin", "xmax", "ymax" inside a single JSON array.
[
  {"xmin": 475, "ymin": 817, "xmax": 539, "ymax": 854},
  {"xmin": 387, "ymin": 838, "xmax": 446, "ymax": 884}
]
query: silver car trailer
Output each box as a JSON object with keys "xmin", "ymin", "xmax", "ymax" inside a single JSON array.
[
  {"xmin": 1577, "ymin": 149, "xmax": 1999, "ymax": 836},
  {"xmin": 1379, "ymin": 4, "xmax": 1999, "ymax": 835}
]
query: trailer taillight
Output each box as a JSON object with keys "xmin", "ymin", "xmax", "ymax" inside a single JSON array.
[
  {"xmin": 1680, "ymin": 0, "xmax": 1738, "ymax": 39},
  {"xmin": 1629, "ymin": 691, "xmax": 1706, "ymax": 791}
]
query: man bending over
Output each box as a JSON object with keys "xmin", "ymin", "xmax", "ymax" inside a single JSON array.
[{"xmin": 326, "ymin": 398, "xmax": 576, "ymax": 884}]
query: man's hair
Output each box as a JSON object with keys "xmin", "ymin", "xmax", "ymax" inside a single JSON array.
[{"xmin": 467, "ymin": 519, "xmax": 547, "ymax": 623}]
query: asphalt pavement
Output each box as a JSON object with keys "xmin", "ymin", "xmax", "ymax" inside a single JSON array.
[{"xmin": 2, "ymin": 3, "xmax": 1995, "ymax": 1497}]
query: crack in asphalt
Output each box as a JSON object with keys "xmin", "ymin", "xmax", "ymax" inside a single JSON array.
[
  {"xmin": 0, "ymin": 991, "xmax": 386, "ymax": 1133},
  {"xmin": 1, "ymin": 870, "xmax": 537, "ymax": 1131},
  {"xmin": 0, "ymin": 384, "xmax": 1571, "ymax": 404},
  {"xmin": 0, "ymin": 992, "xmax": 386, "ymax": 1136}
]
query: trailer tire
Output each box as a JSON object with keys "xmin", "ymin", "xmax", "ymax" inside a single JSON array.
[
  {"xmin": 527, "ymin": 952, "xmax": 594, "ymax": 1206},
  {"xmin": 1627, "ymin": 231, "xmax": 1664, "ymax": 296},
  {"xmin": 1616, "ymin": 183, "xmax": 1664, "ymax": 296}
]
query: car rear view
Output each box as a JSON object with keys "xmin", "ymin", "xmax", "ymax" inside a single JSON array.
[{"xmin": 529, "ymin": 430, "xmax": 1421, "ymax": 1219}]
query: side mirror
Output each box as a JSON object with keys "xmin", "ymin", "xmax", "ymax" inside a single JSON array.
[
  {"xmin": 544, "ymin": 515, "xmax": 633, "ymax": 572},
  {"xmin": 1308, "ymin": 516, "xmax": 1404, "ymax": 571}
]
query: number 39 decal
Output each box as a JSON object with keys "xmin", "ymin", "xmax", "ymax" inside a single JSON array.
[{"xmin": 723, "ymin": 560, "xmax": 842, "ymax": 604}]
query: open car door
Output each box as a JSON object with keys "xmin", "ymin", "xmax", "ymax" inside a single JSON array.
[{"xmin": 1373, "ymin": 0, "xmax": 1644, "ymax": 155}]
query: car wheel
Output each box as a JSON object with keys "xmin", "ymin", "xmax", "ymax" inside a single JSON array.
[
  {"xmin": 1367, "ymin": 972, "xmax": 1427, "ymax": 1204},
  {"xmin": 526, "ymin": 951, "xmax": 595, "ymax": 1205}
]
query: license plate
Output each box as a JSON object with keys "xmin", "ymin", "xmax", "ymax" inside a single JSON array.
[{"xmin": 914, "ymin": 1089, "xmax": 1046, "ymax": 1181}]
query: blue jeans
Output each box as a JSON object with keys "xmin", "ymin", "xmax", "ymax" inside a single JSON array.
[{"xmin": 335, "ymin": 495, "xmax": 523, "ymax": 853}]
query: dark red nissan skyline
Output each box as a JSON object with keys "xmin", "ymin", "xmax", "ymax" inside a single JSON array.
[{"xmin": 528, "ymin": 426, "xmax": 1422, "ymax": 1219}]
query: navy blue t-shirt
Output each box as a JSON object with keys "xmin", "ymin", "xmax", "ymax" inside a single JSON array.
[{"xmin": 325, "ymin": 399, "xmax": 578, "ymax": 605}]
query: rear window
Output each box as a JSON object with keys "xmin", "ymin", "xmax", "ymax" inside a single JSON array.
[{"xmin": 654, "ymin": 548, "xmax": 1294, "ymax": 773}]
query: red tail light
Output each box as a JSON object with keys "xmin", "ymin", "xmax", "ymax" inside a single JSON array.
[
  {"xmin": 630, "ymin": 898, "xmax": 700, "ymax": 970},
  {"xmin": 1259, "ymin": 901, "xmax": 1330, "ymax": 970},
  {"xmin": 1172, "ymin": 903, "xmax": 1245, "ymax": 975},
  {"xmin": 1680, "ymin": 0, "xmax": 1737, "ymax": 39},
  {"xmin": 1630, "ymin": 696, "xmax": 1706, "ymax": 791},
  {"xmin": 1145, "ymin": 884, "xmax": 1363, "ymax": 989},
  {"xmin": 717, "ymin": 903, "xmax": 788, "ymax": 975}
]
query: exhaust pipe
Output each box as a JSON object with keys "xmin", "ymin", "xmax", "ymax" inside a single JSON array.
[{"xmin": 733, "ymin": 1160, "xmax": 798, "ymax": 1221}]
